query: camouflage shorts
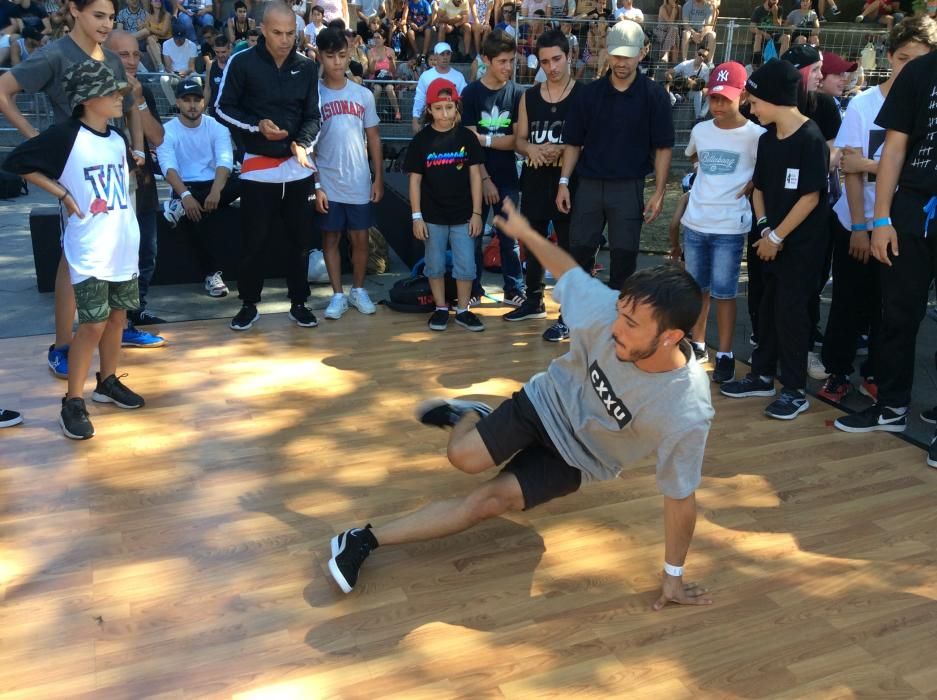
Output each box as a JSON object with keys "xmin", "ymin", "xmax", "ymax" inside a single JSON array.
[{"xmin": 73, "ymin": 277, "xmax": 140, "ymax": 325}]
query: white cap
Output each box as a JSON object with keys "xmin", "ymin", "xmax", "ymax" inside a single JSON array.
[{"xmin": 434, "ymin": 41, "xmax": 453, "ymax": 55}]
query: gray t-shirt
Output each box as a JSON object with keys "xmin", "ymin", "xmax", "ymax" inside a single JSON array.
[
  {"xmin": 787, "ymin": 8, "xmax": 817, "ymax": 26},
  {"xmin": 682, "ymin": 0, "xmax": 713, "ymax": 29},
  {"xmin": 523, "ymin": 267, "xmax": 714, "ymax": 499},
  {"xmin": 11, "ymin": 35, "xmax": 133, "ymax": 123}
]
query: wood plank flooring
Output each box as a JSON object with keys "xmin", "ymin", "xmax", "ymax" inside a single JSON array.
[{"xmin": 1, "ymin": 298, "xmax": 936, "ymax": 699}]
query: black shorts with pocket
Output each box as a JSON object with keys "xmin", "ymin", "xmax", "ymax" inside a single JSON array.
[{"xmin": 475, "ymin": 389, "xmax": 582, "ymax": 510}]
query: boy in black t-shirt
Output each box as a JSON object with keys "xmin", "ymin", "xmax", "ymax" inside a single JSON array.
[
  {"xmin": 836, "ymin": 43, "xmax": 937, "ymax": 468},
  {"xmin": 720, "ymin": 59, "xmax": 829, "ymax": 420}
]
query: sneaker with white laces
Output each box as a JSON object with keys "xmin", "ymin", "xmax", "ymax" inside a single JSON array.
[
  {"xmin": 163, "ymin": 197, "xmax": 186, "ymax": 227},
  {"xmin": 415, "ymin": 398, "xmax": 493, "ymax": 428},
  {"xmin": 834, "ymin": 404, "xmax": 908, "ymax": 433},
  {"xmin": 204, "ymin": 271, "xmax": 228, "ymax": 297},
  {"xmin": 349, "ymin": 288, "xmax": 377, "ymax": 315},
  {"xmin": 807, "ymin": 351, "xmax": 829, "ymax": 380},
  {"xmin": 324, "ymin": 294, "xmax": 349, "ymax": 320},
  {"xmin": 764, "ymin": 388, "xmax": 809, "ymax": 420}
]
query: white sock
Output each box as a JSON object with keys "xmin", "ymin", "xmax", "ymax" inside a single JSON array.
[
  {"xmin": 456, "ymin": 307, "xmax": 467, "ymax": 314},
  {"xmin": 717, "ymin": 351, "xmax": 733, "ymax": 359},
  {"xmin": 332, "ymin": 292, "xmax": 345, "ymax": 298},
  {"xmin": 352, "ymin": 287, "xmax": 365, "ymax": 293},
  {"xmin": 436, "ymin": 306, "xmax": 449, "ymax": 311},
  {"xmin": 693, "ymin": 341, "xmax": 706, "ymax": 351}
]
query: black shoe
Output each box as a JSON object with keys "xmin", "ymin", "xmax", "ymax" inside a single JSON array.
[
  {"xmin": 415, "ymin": 397, "xmax": 493, "ymax": 428},
  {"xmin": 92, "ymin": 372, "xmax": 145, "ymax": 409},
  {"xmin": 720, "ymin": 373, "xmax": 776, "ymax": 398},
  {"xmin": 712, "ymin": 355, "xmax": 735, "ymax": 383},
  {"xmin": 692, "ymin": 344, "xmax": 709, "ymax": 364},
  {"xmin": 503, "ymin": 300, "xmax": 547, "ymax": 322},
  {"xmin": 328, "ymin": 524, "xmax": 378, "ymax": 593},
  {"xmin": 128, "ymin": 309, "xmax": 166, "ymax": 325},
  {"xmin": 543, "ymin": 319, "xmax": 570, "ymax": 342},
  {"xmin": 60, "ymin": 397, "xmax": 94, "ymax": 440},
  {"xmin": 289, "ymin": 303, "xmax": 318, "ymax": 328},
  {"xmin": 455, "ymin": 309, "xmax": 485, "ymax": 332},
  {"xmin": 921, "ymin": 406, "xmax": 937, "ymax": 424},
  {"xmin": 764, "ymin": 388, "xmax": 809, "ymax": 420},
  {"xmin": 231, "ymin": 303, "xmax": 259, "ymax": 331},
  {"xmin": 812, "ymin": 326, "xmax": 824, "ymax": 348},
  {"xmin": 928, "ymin": 434, "xmax": 937, "ymax": 469},
  {"xmin": 0, "ymin": 408, "xmax": 23, "ymax": 428},
  {"xmin": 834, "ymin": 404, "xmax": 908, "ymax": 433},
  {"xmin": 428, "ymin": 308, "xmax": 449, "ymax": 331}
]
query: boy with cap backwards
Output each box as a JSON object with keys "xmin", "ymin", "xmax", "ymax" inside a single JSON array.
[
  {"xmin": 720, "ymin": 59, "xmax": 830, "ymax": 420},
  {"xmin": 677, "ymin": 62, "xmax": 764, "ymax": 384},
  {"xmin": 4, "ymin": 60, "xmax": 147, "ymax": 440}
]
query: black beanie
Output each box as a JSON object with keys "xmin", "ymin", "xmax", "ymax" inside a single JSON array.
[
  {"xmin": 781, "ymin": 44, "xmax": 821, "ymax": 69},
  {"xmin": 745, "ymin": 59, "xmax": 801, "ymax": 107}
]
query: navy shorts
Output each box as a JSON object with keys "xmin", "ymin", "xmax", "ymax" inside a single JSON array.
[
  {"xmin": 320, "ymin": 201, "xmax": 374, "ymax": 232},
  {"xmin": 475, "ymin": 390, "xmax": 583, "ymax": 510}
]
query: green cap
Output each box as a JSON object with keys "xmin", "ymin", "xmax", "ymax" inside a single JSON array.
[{"xmin": 63, "ymin": 59, "xmax": 130, "ymax": 111}]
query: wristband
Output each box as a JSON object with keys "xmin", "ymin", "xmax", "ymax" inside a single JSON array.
[
  {"xmin": 559, "ymin": 176, "xmax": 570, "ymax": 186},
  {"xmin": 132, "ymin": 149, "xmax": 146, "ymax": 160},
  {"xmin": 484, "ymin": 134, "xmax": 492, "ymax": 148},
  {"xmin": 759, "ymin": 226, "xmax": 771, "ymax": 239},
  {"xmin": 663, "ymin": 562, "xmax": 684, "ymax": 577},
  {"xmin": 472, "ymin": 211, "xmax": 481, "ymax": 216},
  {"xmin": 768, "ymin": 230, "xmax": 783, "ymax": 245},
  {"xmin": 180, "ymin": 190, "xmax": 192, "ymax": 200},
  {"xmin": 873, "ymin": 217, "xmax": 892, "ymax": 228},
  {"xmin": 851, "ymin": 223, "xmax": 869, "ymax": 232},
  {"xmin": 136, "ymin": 102, "xmax": 148, "ymax": 111},
  {"xmin": 756, "ymin": 216, "xmax": 768, "ymax": 227},
  {"xmin": 314, "ymin": 182, "xmax": 322, "ymax": 190},
  {"xmin": 482, "ymin": 175, "xmax": 491, "ymax": 182},
  {"xmin": 412, "ymin": 212, "xmax": 423, "ymax": 220}
]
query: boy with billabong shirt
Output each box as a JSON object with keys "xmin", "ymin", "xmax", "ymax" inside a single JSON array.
[{"xmin": 4, "ymin": 60, "xmax": 148, "ymax": 440}]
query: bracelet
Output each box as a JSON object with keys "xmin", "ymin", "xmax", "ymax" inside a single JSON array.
[
  {"xmin": 136, "ymin": 102, "xmax": 148, "ymax": 111},
  {"xmin": 472, "ymin": 211, "xmax": 481, "ymax": 216},
  {"xmin": 57, "ymin": 189, "xmax": 69, "ymax": 201},
  {"xmin": 768, "ymin": 230, "xmax": 784, "ymax": 245},
  {"xmin": 559, "ymin": 176, "xmax": 570, "ymax": 186},
  {"xmin": 482, "ymin": 175, "xmax": 491, "ymax": 182},
  {"xmin": 484, "ymin": 134, "xmax": 492, "ymax": 148},
  {"xmin": 132, "ymin": 149, "xmax": 146, "ymax": 161},
  {"xmin": 759, "ymin": 226, "xmax": 771, "ymax": 239},
  {"xmin": 851, "ymin": 222, "xmax": 869, "ymax": 232},
  {"xmin": 180, "ymin": 190, "xmax": 192, "ymax": 200},
  {"xmin": 412, "ymin": 212, "xmax": 423, "ymax": 220},
  {"xmin": 872, "ymin": 217, "xmax": 892, "ymax": 228},
  {"xmin": 314, "ymin": 182, "xmax": 322, "ymax": 190},
  {"xmin": 756, "ymin": 216, "xmax": 768, "ymax": 227},
  {"xmin": 663, "ymin": 562, "xmax": 684, "ymax": 577}
]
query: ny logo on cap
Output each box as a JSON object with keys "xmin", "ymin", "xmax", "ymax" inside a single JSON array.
[{"xmin": 716, "ymin": 69, "xmax": 729, "ymax": 82}]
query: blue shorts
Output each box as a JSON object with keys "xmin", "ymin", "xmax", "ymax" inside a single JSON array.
[
  {"xmin": 682, "ymin": 226, "xmax": 745, "ymax": 300},
  {"xmin": 424, "ymin": 222, "xmax": 476, "ymax": 280},
  {"xmin": 320, "ymin": 201, "xmax": 374, "ymax": 233}
]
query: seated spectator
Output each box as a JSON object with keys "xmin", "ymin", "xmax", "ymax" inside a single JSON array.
[
  {"xmin": 681, "ymin": 0, "xmax": 715, "ymax": 61},
  {"xmin": 581, "ymin": 15, "xmax": 607, "ymax": 75},
  {"xmin": 226, "ymin": 0, "xmax": 255, "ymax": 44},
  {"xmin": 469, "ymin": 0, "xmax": 493, "ymax": 56},
  {"xmin": 672, "ymin": 46, "xmax": 712, "ymax": 119},
  {"xmin": 573, "ymin": 0, "xmax": 605, "ymax": 18},
  {"xmin": 405, "ymin": 0, "xmax": 435, "ymax": 59},
  {"xmin": 367, "ymin": 25, "xmax": 401, "ymax": 118},
  {"xmin": 516, "ymin": 8, "xmax": 545, "ymax": 79},
  {"xmin": 163, "ymin": 22, "xmax": 199, "ymax": 75},
  {"xmin": 174, "ymin": 0, "xmax": 215, "ymax": 43},
  {"xmin": 750, "ymin": 0, "xmax": 788, "ymax": 65},
  {"xmin": 156, "ymin": 78, "xmax": 240, "ymax": 298},
  {"xmin": 10, "ymin": 25, "xmax": 42, "ymax": 65},
  {"xmin": 613, "ymin": 0, "xmax": 643, "ymax": 22},
  {"xmin": 559, "ymin": 20, "xmax": 583, "ymax": 76},
  {"xmin": 494, "ymin": 1, "xmax": 517, "ymax": 35},
  {"xmin": 655, "ymin": 0, "xmax": 680, "ymax": 62},
  {"xmin": 14, "ymin": 0, "xmax": 52, "ymax": 36},
  {"xmin": 233, "ymin": 25, "xmax": 260, "ymax": 52},
  {"xmin": 522, "ymin": 0, "xmax": 550, "ymax": 18},
  {"xmin": 855, "ymin": 0, "xmax": 900, "ymax": 29},
  {"xmin": 786, "ymin": 0, "xmax": 819, "ymax": 44},
  {"xmin": 145, "ymin": 0, "xmax": 173, "ymax": 69},
  {"xmin": 304, "ymin": 4, "xmax": 325, "ymax": 50},
  {"xmin": 117, "ymin": 0, "xmax": 148, "ymax": 36},
  {"xmin": 435, "ymin": 0, "xmax": 470, "ymax": 57}
]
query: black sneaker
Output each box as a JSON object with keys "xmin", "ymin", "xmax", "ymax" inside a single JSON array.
[
  {"xmin": 415, "ymin": 397, "xmax": 493, "ymax": 428},
  {"xmin": 834, "ymin": 404, "xmax": 908, "ymax": 433},
  {"xmin": 765, "ymin": 389, "xmax": 809, "ymax": 420},
  {"xmin": 231, "ymin": 303, "xmax": 259, "ymax": 331},
  {"xmin": 288, "ymin": 303, "xmax": 318, "ymax": 328},
  {"xmin": 92, "ymin": 372, "xmax": 145, "ymax": 409},
  {"xmin": 928, "ymin": 434, "xmax": 937, "ymax": 469},
  {"xmin": 503, "ymin": 300, "xmax": 547, "ymax": 322},
  {"xmin": 60, "ymin": 397, "xmax": 94, "ymax": 440},
  {"xmin": 720, "ymin": 373, "xmax": 776, "ymax": 398},
  {"xmin": 328, "ymin": 524, "xmax": 378, "ymax": 594},
  {"xmin": 543, "ymin": 320, "xmax": 570, "ymax": 342},
  {"xmin": 0, "ymin": 408, "xmax": 23, "ymax": 428},
  {"xmin": 921, "ymin": 406, "xmax": 937, "ymax": 424},
  {"xmin": 502, "ymin": 290, "xmax": 527, "ymax": 308},
  {"xmin": 455, "ymin": 310, "xmax": 485, "ymax": 332},
  {"xmin": 428, "ymin": 308, "xmax": 449, "ymax": 331},
  {"xmin": 692, "ymin": 344, "xmax": 709, "ymax": 364},
  {"xmin": 128, "ymin": 309, "xmax": 166, "ymax": 325},
  {"xmin": 712, "ymin": 355, "xmax": 735, "ymax": 383}
]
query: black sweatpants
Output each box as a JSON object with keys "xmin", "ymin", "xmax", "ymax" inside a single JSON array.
[
  {"xmin": 746, "ymin": 216, "xmax": 765, "ymax": 342},
  {"xmin": 177, "ymin": 179, "xmax": 241, "ymax": 277},
  {"xmin": 237, "ymin": 177, "xmax": 314, "ymax": 306},
  {"xmin": 524, "ymin": 217, "xmax": 571, "ymax": 302},
  {"xmin": 876, "ymin": 187, "xmax": 937, "ymax": 408}
]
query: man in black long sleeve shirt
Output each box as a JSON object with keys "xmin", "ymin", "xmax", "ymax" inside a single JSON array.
[{"xmin": 215, "ymin": 0, "xmax": 321, "ymax": 331}]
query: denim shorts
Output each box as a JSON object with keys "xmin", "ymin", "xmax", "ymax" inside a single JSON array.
[
  {"xmin": 320, "ymin": 201, "xmax": 374, "ymax": 233},
  {"xmin": 682, "ymin": 226, "xmax": 745, "ymax": 300},
  {"xmin": 424, "ymin": 222, "xmax": 476, "ymax": 281}
]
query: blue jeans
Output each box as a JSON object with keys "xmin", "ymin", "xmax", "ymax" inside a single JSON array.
[
  {"xmin": 474, "ymin": 184, "xmax": 523, "ymax": 295},
  {"xmin": 175, "ymin": 12, "xmax": 214, "ymax": 42},
  {"xmin": 136, "ymin": 209, "xmax": 158, "ymax": 310},
  {"xmin": 425, "ymin": 222, "xmax": 475, "ymax": 280},
  {"xmin": 681, "ymin": 226, "xmax": 745, "ymax": 300}
]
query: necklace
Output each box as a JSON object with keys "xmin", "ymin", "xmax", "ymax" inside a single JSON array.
[{"xmin": 545, "ymin": 75, "xmax": 572, "ymax": 113}]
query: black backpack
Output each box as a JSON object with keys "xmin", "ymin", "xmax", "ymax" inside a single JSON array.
[
  {"xmin": 0, "ymin": 171, "xmax": 27, "ymax": 199},
  {"xmin": 383, "ymin": 273, "xmax": 458, "ymax": 313}
]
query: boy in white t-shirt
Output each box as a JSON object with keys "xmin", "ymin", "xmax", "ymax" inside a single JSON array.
[
  {"xmin": 313, "ymin": 27, "xmax": 384, "ymax": 321},
  {"xmin": 680, "ymin": 61, "xmax": 764, "ymax": 383},
  {"xmin": 4, "ymin": 61, "xmax": 146, "ymax": 440}
]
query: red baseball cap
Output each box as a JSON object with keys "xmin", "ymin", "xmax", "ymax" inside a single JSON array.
[
  {"xmin": 821, "ymin": 51, "xmax": 858, "ymax": 76},
  {"xmin": 426, "ymin": 78, "xmax": 460, "ymax": 106},
  {"xmin": 707, "ymin": 61, "xmax": 747, "ymax": 101}
]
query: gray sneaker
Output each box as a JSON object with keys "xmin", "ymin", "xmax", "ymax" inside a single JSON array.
[{"xmin": 60, "ymin": 397, "xmax": 94, "ymax": 440}]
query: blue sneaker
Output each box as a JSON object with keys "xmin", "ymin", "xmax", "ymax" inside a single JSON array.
[
  {"xmin": 47, "ymin": 344, "xmax": 68, "ymax": 379},
  {"xmin": 121, "ymin": 324, "xmax": 166, "ymax": 348}
]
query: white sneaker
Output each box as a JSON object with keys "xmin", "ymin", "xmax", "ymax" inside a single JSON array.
[
  {"xmin": 163, "ymin": 198, "xmax": 185, "ymax": 227},
  {"xmin": 807, "ymin": 351, "xmax": 830, "ymax": 380},
  {"xmin": 349, "ymin": 288, "xmax": 376, "ymax": 315},
  {"xmin": 324, "ymin": 294, "xmax": 349, "ymax": 320},
  {"xmin": 204, "ymin": 271, "xmax": 228, "ymax": 297}
]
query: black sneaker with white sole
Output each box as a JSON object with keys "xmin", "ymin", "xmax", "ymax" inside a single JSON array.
[
  {"xmin": 503, "ymin": 300, "xmax": 547, "ymax": 322},
  {"xmin": 764, "ymin": 389, "xmax": 809, "ymax": 420},
  {"xmin": 289, "ymin": 303, "xmax": 319, "ymax": 328},
  {"xmin": 428, "ymin": 308, "xmax": 449, "ymax": 331},
  {"xmin": 231, "ymin": 303, "xmax": 260, "ymax": 331},
  {"xmin": 921, "ymin": 406, "xmax": 937, "ymax": 424},
  {"xmin": 711, "ymin": 355, "xmax": 735, "ymax": 383},
  {"xmin": 692, "ymin": 344, "xmax": 709, "ymax": 364},
  {"xmin": 455, "ymin": 310, "xmax": 485, "ymax": 331},
  {"xmin": 92, "ymin": 372, "xmax": 145, "ymax": 409},
  {"xmin": 415, "ymin": 398, "xmax": 493, "ymax": 428},
  {"xmin": 834, "ymin": 404, "xmax": 908, "ymax": 433},
  {"xmin": 60, "ymin": 397, "xmax": 94, "ymax": 440},
  {"xmin": 328, "ymin": 524, "xmax": 379, "ymax": 594},
  {"xmin": 720, "ymin": 373, "xmax": 776, "ymax": 398},
  {"xmin": 0, "ymin": 409, "xmax": 23, "ymax": 428},
  {"xmin": 928, "ymin": 434, "xmax": 937, "ymax": 469}
]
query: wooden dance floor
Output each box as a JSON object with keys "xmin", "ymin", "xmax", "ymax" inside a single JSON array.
[{"xmin": 2, "ymin": 300, "xmax": 936, "ymax": 699}]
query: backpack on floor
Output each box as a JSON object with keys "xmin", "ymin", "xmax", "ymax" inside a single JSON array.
[
  {"xmin": 384, "ymin": 256, "xmax": 459, "ymax": 312},
  {"xmin": 0, "ymin": 172, "xmax": 28, "ymax": 199}
]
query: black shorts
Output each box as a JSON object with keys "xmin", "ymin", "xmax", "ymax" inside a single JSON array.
[{"xmin": 475, "ymin": 389, "xmax": 582, "ymax": 510}]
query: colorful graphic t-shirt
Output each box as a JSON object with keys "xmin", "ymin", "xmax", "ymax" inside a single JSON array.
[
  {"xmin": 408, "ymin": 0, "xmax": 432, "ymax": 25},
  {"xmin": 403, "ymin": 125, "xmax": 484, "ymax": 224},
  {"xmin": 460, "ymin": 79, "xmax": 523, "ymax": 188}
]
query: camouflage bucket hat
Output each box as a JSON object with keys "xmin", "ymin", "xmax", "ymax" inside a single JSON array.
[{"xmin": 63, "ymin": 59, "xmax": 130, "ymax": 111}]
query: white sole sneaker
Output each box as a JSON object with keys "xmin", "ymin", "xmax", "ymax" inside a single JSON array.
[
  {"xmin": 230, "ymin": 309, "xmax": 260, "ymax": 331},
  {"xmin": 91, "ymin": 392, "xmax": 143, "ymax": 409}
]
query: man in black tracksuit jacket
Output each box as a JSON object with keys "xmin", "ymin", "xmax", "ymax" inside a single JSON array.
[{"xmin": 215, "ymin": 1, "xmax": 322, "ymax": 331}]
